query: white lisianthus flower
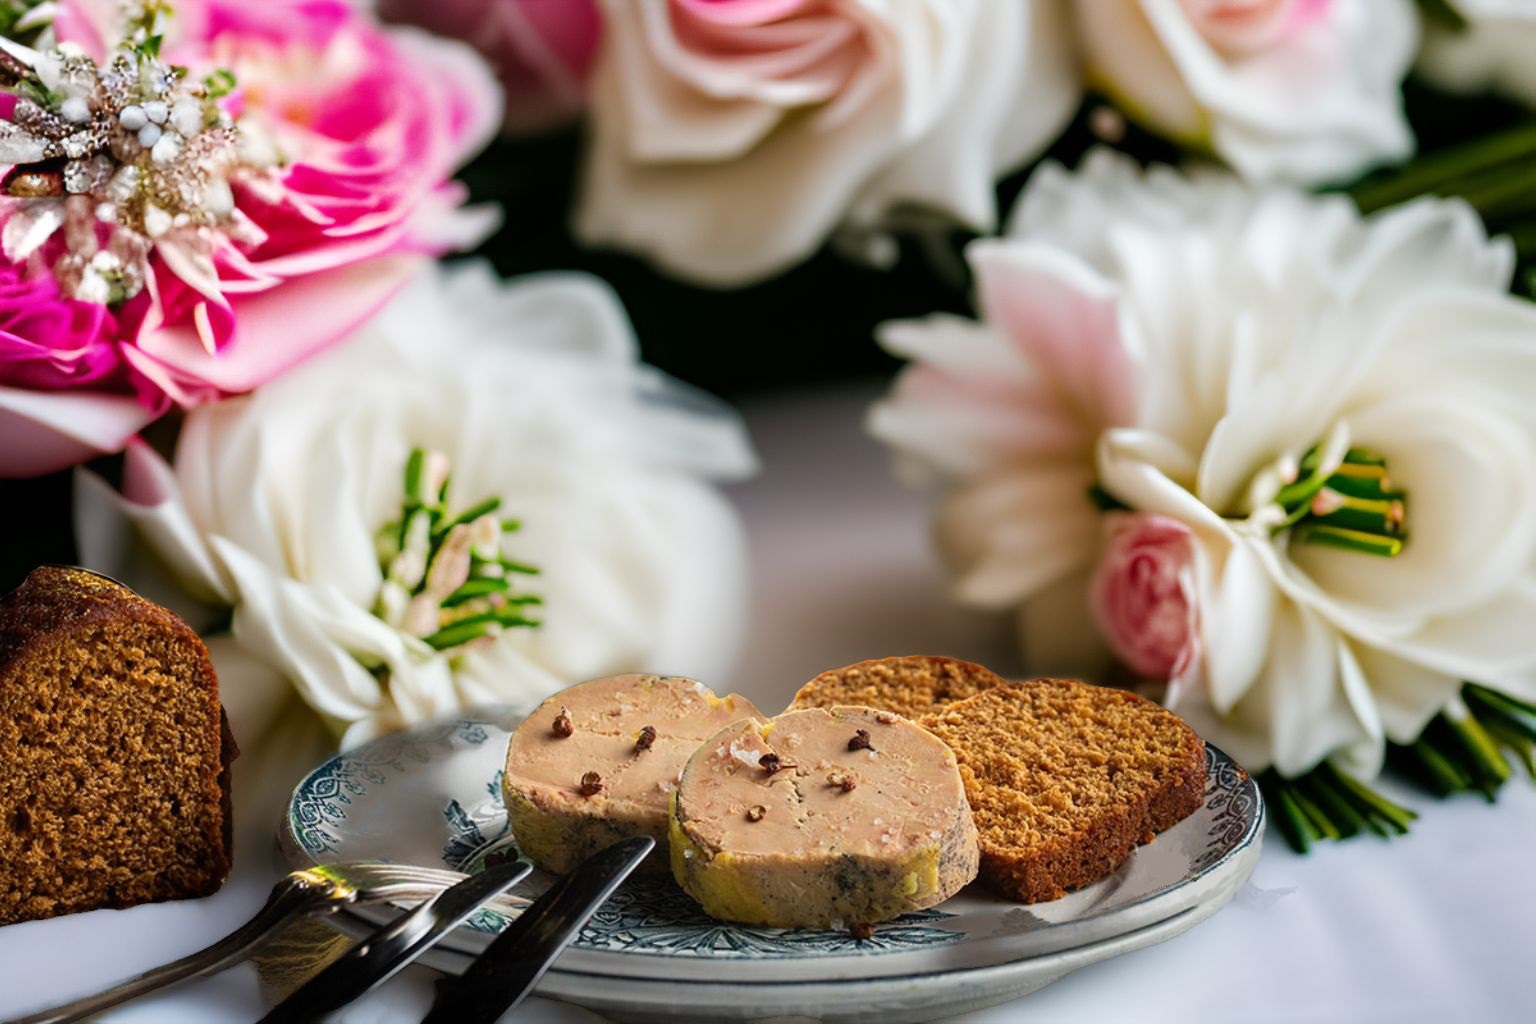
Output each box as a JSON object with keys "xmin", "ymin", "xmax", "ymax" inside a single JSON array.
[
  {"xmin": 1076, "ymin": 0, "xmax": 1418, "ymax": 184},
  {"xmin": 76, "ymin": 262, "xmax": 758, "ymax": 748},
  {"xmin": 869, "ymin": 149, "xmax": 1536, "ymax": 778},
  {"xmin": 1418, "ymin": 0, "xmax": 1536, "ymax": 105},
  {"xmin": 575, "ymin": 0, "xmax": 1079, "ymax": 286}
]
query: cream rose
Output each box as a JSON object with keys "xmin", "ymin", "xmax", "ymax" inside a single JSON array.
[
  {"xmin": 1418, "ymin": 0, "xmax": 1536, "ymax": 106},
  {"xmin": 76, "ymin": 262, "xmax": 757, "ymax": 747},
  {"xmin": 575, "ymin": 0, "xmax": 1079, "ymax": 285},
  {"xmin": 1076, "ymin": 0, "xmax": 1418, "ymax": 183}
]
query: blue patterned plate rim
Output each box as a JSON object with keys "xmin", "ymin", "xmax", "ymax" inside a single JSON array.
[{"xmin": 281, "ymin": 708, "xmax": 1263, "ymax": 985}]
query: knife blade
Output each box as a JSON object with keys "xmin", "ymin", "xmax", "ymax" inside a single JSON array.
[
  {"xmin": 258, "ymin": 858, "xmax": 533, "ymax": 1024},
  {"xmin": 422, "ymin": 835, "xmax": 655, "ymax": 1024}
]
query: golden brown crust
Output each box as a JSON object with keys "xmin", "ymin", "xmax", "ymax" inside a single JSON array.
[
  {"xmin": 919, "ymin": 678, "xmax": 1206, "ymax": 904},
  {"xmin": 787, "ymin": 655, "xmax": 1008, "ymax": 720},
  {"xmin": 0, "ymin": 567, "xmax": 232, "ymax": 925}
]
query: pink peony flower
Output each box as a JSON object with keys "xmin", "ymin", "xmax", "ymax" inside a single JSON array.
[
  {"xmin": 378, "ymin": 0, "xmax": 602, "ymax": 134},
  {"xmin": 0, "ymin": 0, "xmax": 501, "ymax": 477},
  {"xmin": 1090, "ymin": 512, "xmax": 1202, "ymax": 694}
]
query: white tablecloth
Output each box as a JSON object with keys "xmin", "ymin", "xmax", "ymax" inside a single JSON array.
[{"xmin": 3, "ymin": 383, "xmax": 1531, "ymax": 1023}]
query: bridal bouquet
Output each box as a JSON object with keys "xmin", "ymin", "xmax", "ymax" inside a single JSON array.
[{"xmin": 0, "ymin": 0, "xmax": 497, "ymax": 476}]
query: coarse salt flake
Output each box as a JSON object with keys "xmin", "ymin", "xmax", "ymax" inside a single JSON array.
[{"xmin": 729, "ymin": 740, "xmax": 763, "ymax": 768}]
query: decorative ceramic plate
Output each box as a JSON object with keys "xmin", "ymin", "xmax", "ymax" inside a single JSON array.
[{"xmin": 282, "ymin": 708, "xmax": 1263, "ymax": 1023}]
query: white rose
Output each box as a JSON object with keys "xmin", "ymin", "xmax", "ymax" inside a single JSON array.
[
  {"xmin": 575, "ymin": 0, "xmax": 1079, "ymax": 285},
  {"xmin": 1418, "ymin": 0, "xmax": 1536, "ymax": 105},
  {"xmin": 76, "ymin": 262, "xmax": 758, "ymax": 748},
  {"xmin": 869, "ymin": 149, "xmax": 1536, "ymax": 777},
  {"xmin": 1076, "ymin": 0, "xmax": 1418, "ymax": 183}
]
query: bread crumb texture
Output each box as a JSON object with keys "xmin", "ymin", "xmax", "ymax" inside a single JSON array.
[
  {"xmin": 920, "ymin": 678, "xmax": 1206, "ymax": 904},
  {"xmin": 0, "ymin": 567, "xmax": 230, "ymax": 925},
  {"xmin": 788, "ymin": 655, "xmax": 1007, "ymax": 720}
]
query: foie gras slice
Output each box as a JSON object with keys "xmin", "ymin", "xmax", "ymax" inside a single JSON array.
[
  {"xmin": 670, "ymin": 705, "xmax": 979, "ymax": 929},
  {"xmin": 503, "ymin": 674, "xmax": 761, "ymax": 873}
]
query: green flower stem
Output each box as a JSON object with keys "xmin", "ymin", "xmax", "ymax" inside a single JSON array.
[
  {"xmin": 1265, "ymin": 687, "xmax": 1536, "ymax": 855},
  {"xmin": 1290, "ymin": 787, "xmax": 1341, "ymax": 841},
  {"xmin": 434, "ymin": 496, "xmax": 503, "ymax": 542},
  {"xmin": 1408, "ymin": 736, "xmax": 1473, "ymax": 796},
  {"xmin": 441, "ymin": 577, "xmax": 510, "ymax": 606},
  {"xmin": 1466, "ymin": 683, "xmax": 1536, "ymax": 720},
  {"xmin": 1464, "ymin": 690, "xmax": 1536, "ymax": 744},
  {"xmin": 404, "ymin": 448, "xmax": 430, "ymax": 506},
  {"xmin": 1349, "ymin": 120, "xmax": 1536, "ymax": 214},
  {"xmin": 1483, "ymin": 718, "xmax": 1536, "ymax": 779},
  {"xmin": 1458, "ymin": 160, "xmax": 1536, "ymax": 223},
  {"xmin": 1274, "ymin": 464, "xmax": 1332, "ymax": 511},
  {"xmin": 422, "ymin": 619, "xmax": 497, "ymax": 651},
  {"xmin": 1317, "ymin": 762, "xmax": 1416, "ymax": 834},
  {"xmin": 1298, "ymin": 774, "xmax": 1365, "ymax": 839},
  {"xmin": 1259, "ymin": 775, "xmax": 1315, "ymax": 854},
  {"xmin": 377, "ymin": 447, "xmax": 540, "ymax": 655},
  {"xmin": 1290, "ymin": 523, "xmax": 1405, "ymax": 557},
  {"xmin": 1444, "ymin": 707, "xmax": 1512, "ymax": 798},
  {"xmin": 1311, "ymin": 493, "xmax": 1406, "ymax": 537}
]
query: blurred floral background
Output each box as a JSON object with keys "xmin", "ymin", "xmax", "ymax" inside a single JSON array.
[{"xmin": 4, "ymin": 0, "xmax": 1536, "ymax": 851}]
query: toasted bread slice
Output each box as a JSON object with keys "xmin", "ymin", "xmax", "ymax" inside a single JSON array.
[
  {"xmin": 919, "ymin": 678, "xmax": 1206, "ymax": 904},
  {"xmin": 788, "ymin": 655, "xmax": 1007, "ymax": 720}
]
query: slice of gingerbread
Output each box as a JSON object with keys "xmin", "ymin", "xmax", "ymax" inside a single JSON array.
[
  {"xmin": 787, "ymin": 655, "xmax": 1007, "ymax": 720},
  {"xmin": 920, "ymin": 678, "xmax": 1206, "ymax": 904},
  {"xmin": 0, "ymin": 567, "xmax": 234, "ymax": 925}
]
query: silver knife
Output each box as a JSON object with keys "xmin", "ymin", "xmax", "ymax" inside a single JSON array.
[
  {"xmin": 258, "ymin": 858, "xmax": 533, "ymax": 1024},
  {"xmin": 422, "ymin": 836, "xmax": 655, "ymax": 1024}
]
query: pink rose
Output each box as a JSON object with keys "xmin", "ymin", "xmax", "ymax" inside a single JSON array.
[
  {"xmin": 378, "ymin": 0, "xmax": 602, "ymax": 134},
  {"xmin": 1090, "ymin": 512, "xmax": 1201, "ymax": 691},
  {"xmin": 0, "ymin": 0, "xmax": 500, "ymax": 477},
  {"xmin": 577, "ymin": 0, "xmax": 1079, "ymax": 285}
]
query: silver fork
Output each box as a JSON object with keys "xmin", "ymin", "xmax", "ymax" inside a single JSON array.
[{"xmin": 4, "ymin": 861, "xmax": 531, "ymax": 1024}]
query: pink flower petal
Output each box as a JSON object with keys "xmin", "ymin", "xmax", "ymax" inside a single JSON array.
[{"xmin": 0, "ymin": 384, "xmax": 159, "ymax": 477}]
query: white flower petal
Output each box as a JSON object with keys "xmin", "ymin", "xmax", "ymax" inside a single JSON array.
[
  {"xmin": 0, "ymin": 384, "xmax": 155, "ymax": 478},
  {"xmin": 968, "ymin": 241, "xmax": 1139, "ymax": 430},
  {"xmin": 1345, "ymin": 640, "xmax": 1462, "ymax": 746},
  {"xmin": 852, "ymin": 0, "xmax": 1079, "ymax": 231},
  {"xmin": 937, "ymin": 466, "xmax": 1100, "ymax": 609},
  {"xmin": 870, "ymin": 318, "xmax": 1086, "ymax": 484},
  {"xmin": 214, "ymin": 539, "xmax": 391, "ymax": 724},
  {"xmin": 1357, "ymin": 579, "xmax": 1536, "ymax": 705},
  {"xmin": 1016, "ymin": 566, "xmax": 1117, "ymax": 680},
  {"xmin": 76, "ymin": 442, "xmax": 232, "ymax": 608},
  {"xmin": 1097, "ymin": 429, "xmax": 1226, "ymax": 535},
  {"xmin": 1201, "ymin": 595, "xmax": 1370, "ymax": 776},
  {"xmin": 1202, "ymin": 535, "xmax": 1274, "ymax": 715}
]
